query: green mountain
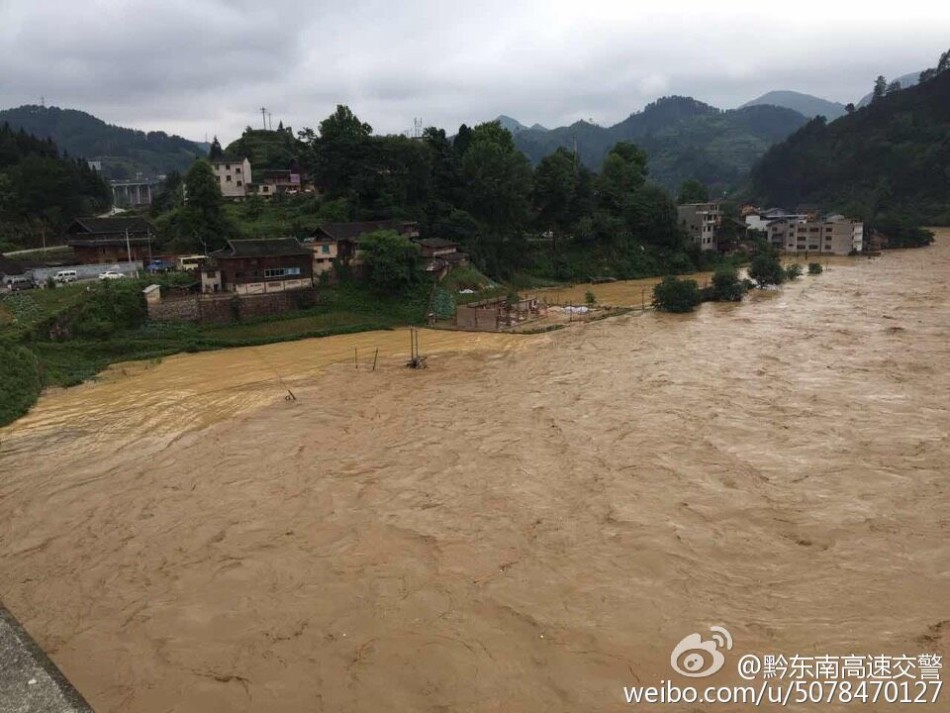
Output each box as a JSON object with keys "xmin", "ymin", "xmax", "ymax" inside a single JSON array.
[
  {"xmin": 741, "ymin": 90, "xmax": 847, "ymax": 120},
  {"xmin": 512, "ymin": 96, "xmax": 808, "ymax": 194},
  {"xmin": 749, "ymin": 68, "xmax": 950, "ymax": 226},
  {"xmin": 0, "ymin": 105, "xmax": 205, "ymax": 180},
  {"xmin": 222, "ymin": 127, "xmax": 307, "ymax": 171},
  {"xmin": 0, "ymin": 123, "xmax": 111, "ymax": 250}
]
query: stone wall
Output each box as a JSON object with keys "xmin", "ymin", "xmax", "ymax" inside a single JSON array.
[{"xmin": 145, "ymin": 288, "xmax": 318, "ymax": 324}]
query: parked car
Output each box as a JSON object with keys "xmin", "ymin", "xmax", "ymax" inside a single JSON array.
[
  {"xmin": 98, "ymin": 270, "xmax": 125, "ymax": 280},
  {"xmin": 7, "ymin": 276, "xmax": 37, "ymax": 291},
  {"xmin": 53, "ymin": 269, "xmax": 79, "ymax": 283}
]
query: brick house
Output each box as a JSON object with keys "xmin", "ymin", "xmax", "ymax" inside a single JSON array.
[{"xmin": 201, "ymin": 238, "xmax": 313, "ymax": 294}]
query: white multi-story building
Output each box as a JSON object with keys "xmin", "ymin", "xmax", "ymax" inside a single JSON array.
[
  {"xmin": 765, "ymin": 215, "xmax": 863, "ymax": 255},
  {"xmin": 209, "ymin": 158, "xmax": 252, "ymax": 199}
]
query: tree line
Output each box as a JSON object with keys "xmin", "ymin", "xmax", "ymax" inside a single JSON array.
[
  {"xmin": 153, "ymin": 105, "xmax": 714, "ymax": 282},
  {"xmin": 0, "ymin": 123, "xmax": 111, "ymax": 251}
]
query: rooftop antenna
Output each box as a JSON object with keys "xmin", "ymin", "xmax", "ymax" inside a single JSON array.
[
  {"xmin": 413, "ymin": 117, "xmax": 423, "ymax": 138},
  {"xmin": 260, "ymin": 106, "xmax": 267, "ymax": 129}
]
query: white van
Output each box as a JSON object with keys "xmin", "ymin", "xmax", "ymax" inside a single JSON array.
[{"xmin": 54, "ymin": 270, "xmax": 78, "ymax": 283}]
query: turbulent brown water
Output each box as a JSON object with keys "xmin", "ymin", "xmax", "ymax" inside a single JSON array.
[{"xmin": 1, "ymin": 234, "xmax": 948, "ymax": 712}]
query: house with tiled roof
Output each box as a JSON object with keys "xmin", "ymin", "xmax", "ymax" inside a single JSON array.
[
  {"xmin": 201, "ymin": 238, "xmax": 313, "ymax": 294},
  {"xmin": 64, "ymin": 217, "xmax": 156, "ymax": 264},
  {"xmin": 306, "ymin": 220, "xmax": 419, "ymax": 275}
]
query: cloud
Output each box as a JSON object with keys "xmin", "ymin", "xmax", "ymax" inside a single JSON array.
[{"xmin": 0, "ymin": 0, "xmax": 947, "ymax": 143}]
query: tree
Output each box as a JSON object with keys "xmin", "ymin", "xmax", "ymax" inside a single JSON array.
[
  {"xmin": 885, "ymin": 81, "xmax": 902, "ymax": 95},
  {"xmin": 208, "ymin": 136, "xmax": 224, "ymax": 160},
  {"xmin": 785, "ymin": 263, "xmax": 803, "ymax": 280},
  {"xmin": 845, "ymin": 103, "xmax": 856, "ymax": 114},
  {"xmin": 652, "ymin": 276, "xmax": 701, "ymax": 313},
  {"xmin": 872, "ymin": 76, "xmax": 887, "ymax": 102},
  {"xmin": 597, "ymin": 142, "xmax": 648, "ymax": 211},
  {"xmin": 533, "ymin": 147, "xmax": 576, "ymax": 240},
  {"xmin": 710, "ymin": 265, "xmax": 746, "ymax": 301},
  {"xmin": 359, "ymin": 230, "xmax": 423, "ymax": 294},
  {"xmin": 808, "ymin": 263, "xmax": 823, "ymax": 275},
  {"xmin": 319, "ymin": 105, "xmax": 372, "ymax": 141},
  {"xmin": 748, "ymin": 252, "xmax": 786, "ymax": 287},
  {"xmin": 178, "ymin": 159, "xmax": 232, "ymax": 251},
  {"xmin": 677, "ymin": 179, "xmax": 709, "ymax": 204}
]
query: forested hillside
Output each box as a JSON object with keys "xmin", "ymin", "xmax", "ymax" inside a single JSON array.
[
  {"xmin": 512, "ymin": 97, "xmax": 808, "ymax": 194},
  {"xmin": 750, "ymin": 63, "xmax": 950, "ymax": 227},
  {"xmin": 0, "ymin": 105, "xmax": 205, "ymax": 179},
  {"xmin": 0, "ymin": 123, "xmax": 111, "ymax": 250}
]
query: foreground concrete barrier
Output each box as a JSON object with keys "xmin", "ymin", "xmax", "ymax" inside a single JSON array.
[{"xmin": 0, "ymin": 605, "xmax": 93, "ymax": 712}]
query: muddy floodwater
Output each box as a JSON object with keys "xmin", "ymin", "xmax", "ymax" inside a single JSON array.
[{"xmin": 1, "ymin": 234, "xmax": 948, "ymax": 712}]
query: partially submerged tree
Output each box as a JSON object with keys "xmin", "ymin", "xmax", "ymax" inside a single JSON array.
[
  {"xmin": 748, "ymin": 252, "xmax": 786, "ymax": 287},
  {"xmin": 710, "ymin": 265, "xmax": 746, "ymax": 301},
  {"xmin": 652, "ymin": 276, "xmax": 701, "ymax": 312}
]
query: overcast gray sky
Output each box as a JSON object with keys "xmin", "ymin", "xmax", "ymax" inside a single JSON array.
[{"xmin": 1, "ymin": 0, "xmax": 948, "ymax": 143}]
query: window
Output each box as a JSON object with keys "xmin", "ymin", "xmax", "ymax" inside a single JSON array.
[
  {"xmin": 225, "ymin": 164, "xmax": 231, "ymax": 170},
  {"xmin": 321, "ymin": 245, "xmax": 330, "ymax": 254},
  {"xmin": 236, "ymin": 180, "xmax": 242, "ymax": 186},
  {"xmin": 263, "ymin": 186, "xmax": 270, "ymax": 193},
  {"xmin": 225, "ymin": 175, "xmax": 232, "ymax": 182},
  {"xmin": 235, "ymin": 167, "xmax": 241, "ymax": 174}
]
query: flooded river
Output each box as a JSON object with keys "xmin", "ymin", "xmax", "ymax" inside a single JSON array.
[{"xmin": 1, "ymin": 233, "xmax": 948, "ymax": 712}]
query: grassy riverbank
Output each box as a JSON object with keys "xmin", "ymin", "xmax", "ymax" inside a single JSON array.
[{"xmin": 0, "ymin": 278, "xmax": 434, "ymax": 426}]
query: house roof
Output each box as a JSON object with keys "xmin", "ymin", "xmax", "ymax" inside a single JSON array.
[
  {"xmin": 312, "ymin": 220, "xmax": 413, "ymax": 242},
  {"xmin": 213, "ymin": 238, "xmax": 310, "ymax": 258},
  {"xmin": 210, "ymin": 158, "xmax": 249, "ymax": 165},
  {"xmin": 0, "ymin": 254, "xmax": 25, "ymax": 276},
  {"xmin": 416, "ymin": 238, "xmax": 459, "ymax": 249},
  {"xmin": 67, "ymin": 217, "xmax": 154, "ymax": 235}
]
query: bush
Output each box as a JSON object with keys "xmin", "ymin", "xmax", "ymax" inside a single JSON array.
[
  {"xmin": 585, "ymin": 290, "xmax": 597, "ymax": 306},
  {"xmin": 710, "ymin": 266, "xmax": 747, "ymax": 302},
  {"xmin": 808, "ymin": 262, "xmax": 823, "ymax": 275},
  {"xmin": 652, "ymin": 276, "xmax": 702, "ymax": 313},
  {"xmin": 785, "ymin": 263, "xmax": 803, "ymax": 280},
  {"xmin": 0, "ymin": 341, "xmax": 42, "ymax": 426},
  {"xmin": 748, "ymin": 253, "xmax": 786, "ymax": 287}
]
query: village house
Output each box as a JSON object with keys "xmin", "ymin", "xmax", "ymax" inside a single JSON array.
[
  {"xmin": 210, "ymin": 158, "xmax": 252, "ymax": 199},
  {"xmin": 415, "ymin": 238, "xmax": 468, "ymax": 272},
  {"xmin": 677, "ymin": 202, "xmax": 722, "ymax": 251},
  {"xmin": 64, "ymin": 217, "xmax": 156, "ymax": 264},
  {"xmin": 306, "ymin": 220, "xmax": 420, "ymax": 275},
  {"xmin": 761, "ymin": 214, "xmax": 863, "ymax": 255},
  {"xmin": 200, "ymin": 238, "xmax": 313, "ymax": 294},
  {"xmin": 0, "ymin": 254, "xmax": 27, "ymax": 285},
  {"xmin": 249, "ymin": 168, "xmax": 305, "ymax": 198}
]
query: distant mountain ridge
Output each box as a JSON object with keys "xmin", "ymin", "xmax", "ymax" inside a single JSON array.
[
  {"xmin": 493, "ymin": 115, "xmax": 548, "ymax": 134},
  {"xmin": 857, "ymin": 71, "xmax": 921, "ymax": 107},
  {"xmin": 741, "ymin": 90, "xmax": 847, "ymax": 120},
  {"xmin": 0, "ymin": 105, "xmax": 206, "ymax": 179},
  {"xmin": 507, "ymin": 96, "xmax": 808, "ymax": 193},
  {"xmin": 750, "ymin": 68, "xmax": 950, "ymax": 225}
]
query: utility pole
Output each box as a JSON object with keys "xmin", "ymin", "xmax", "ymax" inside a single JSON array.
[
  {"xmin": 260, "ymin": 106, "xmax": 267, "ymax": 129},
  {"xmin": 125, "ymin": 227, "xmax": 135, "ymax": 275},
  {"xmin": 268, "ymin": 111, "xmax": 273, "ymax": 131}
]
